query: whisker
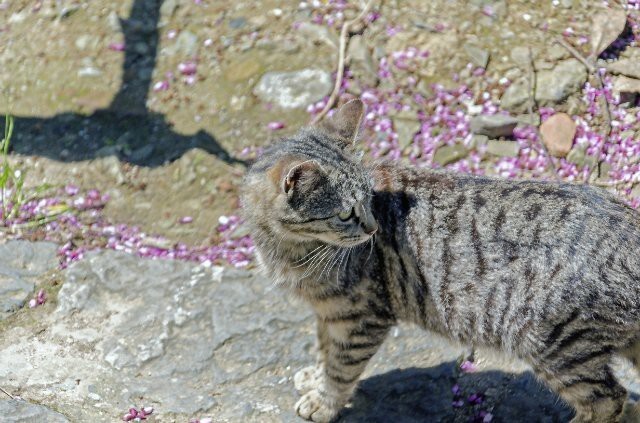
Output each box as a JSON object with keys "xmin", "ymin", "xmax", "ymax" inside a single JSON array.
[
  {"xmin": 322, "ymin": 247, "xmax": 344, "ymax": 279},
  {"xmin": 293, "ymin": 245, "xmax": 329, "ymax": 270},
  {"xmin": 334, "ymin": 249, "xmax": 348, "ymax": 284},
  {"xmin": 302, "ymin": 246, "xmax": 334, "ymax": 278},
  {"xmin": 291, "ymin": 244, "xmax": 325, "ymax": 266}
]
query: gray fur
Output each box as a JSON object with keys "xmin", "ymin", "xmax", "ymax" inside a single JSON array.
[{"xmin": 241, "ymin": 100, "xmax": 640, "ymax": 423}]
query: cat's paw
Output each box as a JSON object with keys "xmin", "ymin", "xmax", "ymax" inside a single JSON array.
[
  {"xmin": 295, "ymin": 389, "xmax": 339, "ymax": 422},
  {"xmin": 294, "ymin": 365, "xmax": 322, "ymax": 393}
]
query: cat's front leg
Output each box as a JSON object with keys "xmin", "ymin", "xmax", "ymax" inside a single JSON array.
[
  {"xmin": 295, "ymin": 316, "xmax": 329, "ymax": 394},
  {"xmin": 295, "ymin": 314, "xmax": 391, "ymax": 422}
]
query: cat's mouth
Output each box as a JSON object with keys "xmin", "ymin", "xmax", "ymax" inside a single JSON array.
[{"xmin": 335, "ymin": 233, "xmax": 375, "ymax": 247}]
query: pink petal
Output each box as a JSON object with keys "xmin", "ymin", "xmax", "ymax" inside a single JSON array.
[
  {"xmin": 267, "ymin": 121, "xmax": 285, "ymax": 131},
  {"xmin": 178, "ymin": 61, "xmax": 197, "ymax": 76},
  {"xmin": 108, "ymin": 42, "xmax": 126, "ymax": 52},
  {"xmin": 153, "ymin": 81, "xmax": 169, "ymax": 92},
  {"xmin": 28, "ymin": 298, "xmax": 37, "ymax": 308},
  {"xmin": 460, "ymin": 360, "xmax": 478, "ymax": 373}
]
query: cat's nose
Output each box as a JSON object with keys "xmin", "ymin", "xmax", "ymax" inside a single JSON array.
[{"xmin": 362, "ymin": 220, "xmax": 378, "ymax": 235}]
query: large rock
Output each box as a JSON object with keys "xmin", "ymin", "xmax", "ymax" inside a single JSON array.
[
  {"xmin": 2, "ymin": 249, "xmax": 635, "ymax": 421},
  {"xmin": 536, "ymin": 59, "xmax": 588, "ymax": 104},
  {"xmin": 0, "ymin": 400, "xmax": 69, "ymax": 422},
  {"xmin": 0, "ymin": 241, "xmax": 58, "ymax": 320},
  {"xmin": 540, "ymin": 113, "xmax": 576, "ymax": 158},
  {"xmin": 607, "ymin": 58, "xmax": 640, "ymax": 80},
  {"xmin": 501, "ymin": 59, "xmax": 587, "ymax": 112},
  {"xmin": 254, "ymin": 69, "xmax": 333, "ymax": 109},
  {"xmin": 433, "ymin": 144, "xmax": 468, "ymax": 166},
  {"xmin": 469, "ymin": 114, "xmax": 519, "ymax": 138}
]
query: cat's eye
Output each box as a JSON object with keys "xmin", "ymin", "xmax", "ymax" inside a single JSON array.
[{"xmin": 338, "ymin": 208, "xmax": 353, "ymax": 221}]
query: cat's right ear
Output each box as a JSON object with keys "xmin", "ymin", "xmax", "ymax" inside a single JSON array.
[
  {"xmin": 318, "ymin": 99, "xmax": 365, "ymax": 146},
  {"xmin": 268, "ymin": 157, "xmax": 324, "ymax": 196}
]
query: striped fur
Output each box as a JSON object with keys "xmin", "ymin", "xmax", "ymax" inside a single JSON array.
[{"xmin": 241, "ymin": 101, "xmax": 640, "ymax": 423}]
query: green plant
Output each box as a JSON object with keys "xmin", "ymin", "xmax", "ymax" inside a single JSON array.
[{"xmin": 0, "ymin": 115, "xmax": 26, "ymax": 221}]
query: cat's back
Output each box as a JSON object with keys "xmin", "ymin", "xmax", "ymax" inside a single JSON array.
[{"xmin": 373, "ymin": 162, "xmax": 640, "ymax": 329}]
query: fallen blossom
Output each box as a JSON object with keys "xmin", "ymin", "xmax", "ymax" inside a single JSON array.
[
  {"xmin": 451, "ymin": 384, "xmax": 461, "ymax": 395},
  {"xmin": 452, "ymin": 399, "xmax": 465, "ymax": 408},
  {"xmin": 108, "ymin": 42, "xmax": 125, "ymax": 51},
  {"xmin": 28, "ymin": 289, "xmax": 46, "ymax": 308},
  {"xmin": 460, "ymin": 360, "xmax": 478, "ymax": 373},
  {"xmin": 122, "ymin": 406, "xmax": 153, "ymax": 421},
  {"xmin": 153, "ymin": 80, "xmax": 170, "ymax": 92},
  {"xmin": 178, "ymin": 61, "xmax": 197, "ymax": 76},
  {"xmin": 267, "ymin": 121, "xmax": 286, "ymax": 131},
  {"xmin": 179, "ymin": 216, "xmax": 193, "ymax": 224},
  {"xmin": 467, "ymin": 392, "xmax": 485, "ymax": 405}
]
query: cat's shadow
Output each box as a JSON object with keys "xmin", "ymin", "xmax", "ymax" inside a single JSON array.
[{"xmin": 337, "ymin": 362, "xmax": 574, "ymax": 423}]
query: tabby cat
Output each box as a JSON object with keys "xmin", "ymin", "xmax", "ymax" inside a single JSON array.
[{"xmin": 241, "ymin": 99, "xmax": 640, "ymax": 422}]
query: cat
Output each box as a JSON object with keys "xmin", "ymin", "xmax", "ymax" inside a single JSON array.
[{"xmin": 241, "ymin": 99, "xmax": 640, "ymax": 423}]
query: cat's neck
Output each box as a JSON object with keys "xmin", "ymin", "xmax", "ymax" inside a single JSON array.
[{"xmin": 252, "ymin": 228, "xmax": 354, "ymax": 296}]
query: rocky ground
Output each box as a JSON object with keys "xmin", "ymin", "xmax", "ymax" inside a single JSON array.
[{"xmin": 2, "ymin": 0, "xmax": 640, "ymax": 421}]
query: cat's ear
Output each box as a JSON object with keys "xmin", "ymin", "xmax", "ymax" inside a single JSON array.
[
  {"xmin": 282, "ymin": 160, "xmax": 321, "ymax": 195},
  {"xmin": 318, "ymin": 99, "xmax": 365, "ymax": 146},
  {"xmin": 268, "ymin": 157, "xmax": 325, "ymax": 195}
]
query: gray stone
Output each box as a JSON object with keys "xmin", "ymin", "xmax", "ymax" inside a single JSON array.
[
  {"xmin": 566, "ymin": 146, "xmax": 586, "ymax": 166},
  {"xmin": 510, "ymin": 46, "xmax": 532, "ymax": 67},
  {"xmin": 464, "ymin": 43, "xmax": 490, "ymax": 68},
  {"xmin": 94, "ymin": 145, "xmax": 120, "ymax": 158},
  {"xmin": 254, "ymin": 69, "xmax": 333, "ymax": 109},
  {"xmin": 77, "ymin": 67, "xmax": 102, "ymax": 78},
  {"xmin": 501, "ymin": 59, "xmax": 587, "ymax": 112},
  {"xmin": 165, "ymin": 30, "xmax": 199, "ymax": 57},
  {"xmin": 500, "ymin": 79, "xmax": 530, "ymax": 112},
  {"xmin": 1, "ymin": 247, "xmax": 638, "ymax": 421},
  {"xmin": 107, "ymin": 11, "xmax": 121, "ymax": 32},
  {"xmin": 0, "ymin": 241, "xmax": 58, "ymax": 320},
  {"xmin": 469, "ymin": 134, "xmax": 489, "ymax": 149},
  {"xmin": 607, "ymin": 59, "xmax": 640, "ymax": 80},
  {"xmin": 591, "ymin": 8, "xmax": 628, "ymax": 56},
  {"xmin": 347, "ymin": 35, "xmax": 378, "ymax": 86},
  {"xmin": 393, "ymin": 118, "xmax": 420, "ymax": 149},
  {"xmin": 469, "ymin": 114, "xmax": 519, "ymax": 138},
  {"xmin": 516, "ymin": 113, "xmax": 541, "ymax": 126},
  {"xmin": 159, "ymin": 0, "xmax": 178, "ymax": 23},
  {"xmin": 546, "ymin": 44, "xmax": 570, "ymax": 61},
  {"xmin": 0, "ymin": 400, "xmax": 69, "ymax": 422},
  {"xmin": 433, "ymin": 144, "xmax": 467, "ymax": 166},
  {"xmin": 229, "ymin": 17, "xmax": 247, "ymax": 30},
  {"xmin": 613, "ymin": 75, "xmax": 640, "ymax": 104},
  {"xmin": 128, "ymin": 145, "xmax": 155, "ymax": 163},
  {"xmin": 487, "ymin": 140, "xmax": 520, "ymax": 157},
  {"xmin": 296, "ymin": 22, "xmax": 339, "ymax": 49},
  {"xmin": 536, "ymin": 59, "xmax": 587, "ymax": 104}
]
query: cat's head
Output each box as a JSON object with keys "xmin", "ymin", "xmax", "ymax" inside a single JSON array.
[{"xmin": 243, "ymin": 99, "xmax": 378, "ymax": 248}]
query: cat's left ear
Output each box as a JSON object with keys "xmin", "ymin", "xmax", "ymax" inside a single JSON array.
[{"xmin": 318, "ymin": 99, "xmax": 365, "ymax": 146}]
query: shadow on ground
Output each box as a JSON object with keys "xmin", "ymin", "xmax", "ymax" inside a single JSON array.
[
  {"xmin": 3, "ymin": 0, "xmax": 242, "ymax": 167},
  {"xmin": 338, "ymin": 362, "xmax": 573, "ymax": 423}
]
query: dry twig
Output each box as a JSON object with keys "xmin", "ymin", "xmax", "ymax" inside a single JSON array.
[
  {"xmin": 0, "ymin": 386, "xmax": 15, "ymax": 400},
  {"xmin": 554, "ymin": 36, "xmax": 613, "ymax": 183},
  {"xmin": 311, "ymin": 0, "xmax": 376, "ymax": 125}
]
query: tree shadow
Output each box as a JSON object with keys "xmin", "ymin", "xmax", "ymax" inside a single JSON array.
[
  {"xmin": 3, "ymin": 0, "xmax": 243, "ymax": 167},
  {"xmin": 337, "ymin": 362, "xmax": 574, "ymax": 423}
]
